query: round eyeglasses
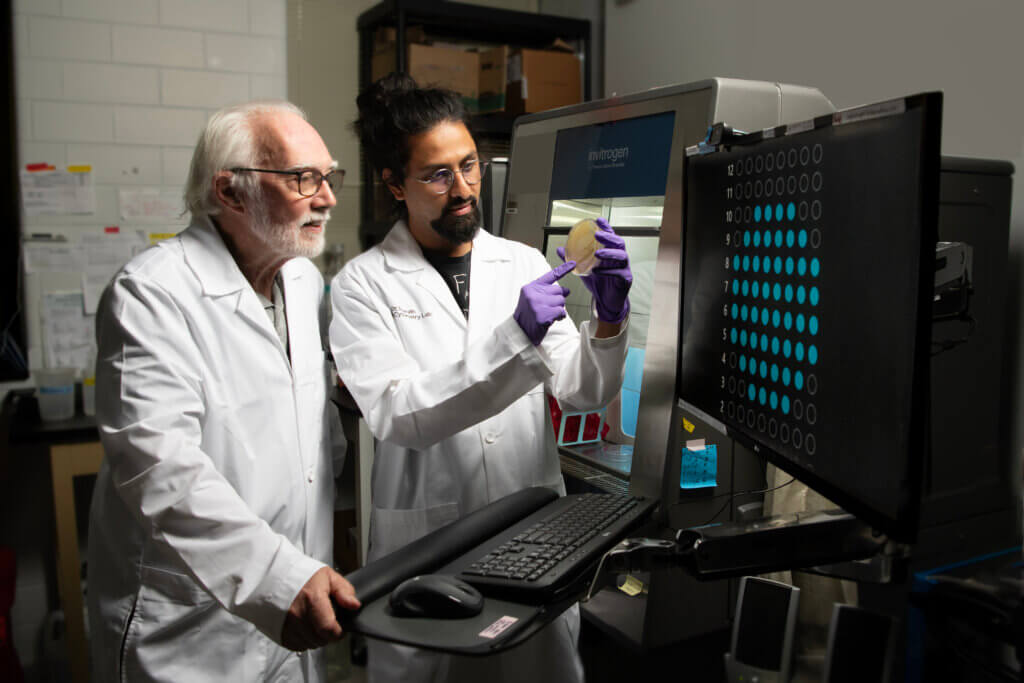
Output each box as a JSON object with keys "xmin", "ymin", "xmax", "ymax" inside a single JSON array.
[
  {"xmin": 231, "ymin": 167, "xmax": 345, "ymax": 197},
  {"xmin": 415, "ymin": 159, "xmax": 489, "ymax": 195}
]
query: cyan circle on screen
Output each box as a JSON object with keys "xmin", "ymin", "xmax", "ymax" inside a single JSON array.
[
  {"xmin": 739, "ymin": 355, "xmax": 747, "ymax": 372},
  {"xmin": 797, "ymin": 257, "xmax": 807, "ymax": 276},
  {"xmin": 782, "ymin": 367, "xmax": 791, "ymax": 386},
  {"xmin": 770, "ymin": 391, "xmax": 779, "ymax": 409},
  {"xmin": 773, "ymin": 283, "xmax": 782, "ymax": 301},
  {"xmin": 795, "ymin": 370, "xmax": 804, "ymax": 391},
  {"xmin": 795, "ymin": 341, "xmax": 805, "ymax": 362},
  {"xmin": 772, "ymin": 310, "xmax": 781, "ymax": 328},
  {"xmin": 741, "ymin": 280, "xmax": 749, "ymax": 296},
  {"xmin": 761, "ymin": 309, "xmax": 769, "ymax": 326},
  {"xmin": 764, "ymin": 204, "xmax": 772, "ymax": 222},
  {"xmin": 740, "ymin": 305, "xmax": 749, "ymax": 321},
  {"xmin": 760, "ymin": 335, "xmax": 768, "ymax": 352},
  {"xmin": 742, "ymin": 255, "xmax": 750, "ymax": 271},
  {"xmin": 809, "ymin": 345, "xmax": 818, "ymax": 365},
  {"xmin": 787, "ymin": 202, "xmax": 796, "ymax": 221},
  {"xmin": 783, "ymin": 339, "xmax": 792, "ymax": 358},
  {"xmin": 772, "ymin": 256, "xmax": 781, "ymax": 275},
  {"xmin": 763, "ymin": 231, "xmax": 773, "ymax": 248},
  {"xmin": 733, "ymin": 255, "xmax": 741, "ymax": 270},
  {"xmin": 743, "ymin": 231, "xmax": 751, "ymax": 246},
  {"xmin": 753, "ymin": 231, "xmax": 761, "ymax": 248},
  {"xmin": 785, "ymin": 257, "xmax": 795, "ymax": 275},
  {"xmin": 781, "ymin": 395, "xmax": 790, "ymax": 414},
  {"xmin": 754, "ymin": 206, "xmax": 762, "ymax": 222},
  {"xmin": 771, "ymin": 336, "xmax": 780, "ymax": 354},
  {"xmin": 810, "ymin": 286, "xmax": 820, "ymax": 306},
  {"xmin": 796, "ymin": 313, "xmax": 806, "ymax": 333},
  {"xmin": 733, "ymin": 280, "xmax": 740, "ymax": 296},
  {"xmin": 749, "ymin": 360, "xmax": 757, "ymax": 377},
  {"xmin": 796, "ymin": 285, "xmax": 807, "ymax": 304},
  {"xmin": 784, "ymin": 312, "xmax": 793, "ymax": 330},
  {"xmin": 786, "ymin": 230, "xmax": 795, "ymax": 248},
  {"xmin": 762, "ymin": 255, "xmax": 771, "ymax": 272},
  {"xmin": 748, "ymin": 384, "xmax": 756, "ymax": 401},
  {"xmin": 775, "ymin": 203, "xmax": 784, "ymax": 221},
  {"xmin": 750, "ymin": 331, "xmax": 758, "ymax": 349},
  {"xmin": 785, "ymin": 285, "xmax": 794, "ymax": 303},
  {"xmin": 751, "ymin": 281, "xmax": 759, "ymax": 298},
  {"xmin": 811, "ymin": 258, "xmax": 821, "ymax": 277},
  {"xmin": 751, "ymin": 304, "xmax": 759, "ymax": 322},
  {"xmin": 759, "ymin": 360, "xmax": 768, "ymax": 378},
  {"xmin": 731, "ymin": 303, "xmax": 739, "ymax": 319},
  {"xmin": 731, "ymin": 328, "xmax": 738, "ymax": 344},
  {"xmin": 809, "ymin": 316, "xmax": 819, "ymax": 335},
  {"xmin": 770, "ymin": 364, "xmax": 779, "ymax": 382},
  {"xmin": 758, "ymin": 387, "xmax": 767, "ymax": 405},
  {"xmin": 740, "ymin": 329, "xmax": 748, "ymax": 346},
  {"xmin": 752, "ymin": 257, "xmax": 760, "ymax": 273},
  {"xmin": 798, "ymin": 229, "xmax": 808, "ymax": 248},
  {"xmin": 775, "ymin": 229, "xmax": 783, "ymax": 247}
]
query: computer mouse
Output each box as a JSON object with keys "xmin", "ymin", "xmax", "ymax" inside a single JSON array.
[{"xmin": 388, "ymin": 574, "xmax": 484, "ymax": 619}]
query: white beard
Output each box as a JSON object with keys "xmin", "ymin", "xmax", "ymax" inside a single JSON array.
[{"xmin": 250, "ymin": 202, "xmax": 329, "ymax": 259}]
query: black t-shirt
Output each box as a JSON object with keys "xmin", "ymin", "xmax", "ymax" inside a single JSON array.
[{"xmin": 424, "ymin": 250, "xmax": 472, "ymax": 318}]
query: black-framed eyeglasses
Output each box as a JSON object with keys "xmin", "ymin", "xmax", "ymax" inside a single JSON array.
[
  {"xmin": 231, "ymin": 167, "xmax": 345, "ymax": 197},
  {"xmin": 414, "ymin": 159, "xmax": 489, "ymax": 195}
]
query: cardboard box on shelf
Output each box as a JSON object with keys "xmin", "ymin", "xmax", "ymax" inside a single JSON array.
[
  {"xmin": 372, "ymin": 42, "xmax": 480, "ymax": 111},
  {"xmin": 478, "ymin": 46, "xmax": 508, "ymax": 114},
  {"xmin": 505, "ymin": 48, "xmax": 582, "ymax": 114}
]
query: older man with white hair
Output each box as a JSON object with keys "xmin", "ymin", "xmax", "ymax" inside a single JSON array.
[{"xmin": 86, "ymin": 101, "xmax": 360, "ymax": 683}]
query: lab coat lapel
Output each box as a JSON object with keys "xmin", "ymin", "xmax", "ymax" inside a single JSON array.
[
  {"xmin": 382, "ymin": 221, "xmax": 467, "ymax": 329},
  {"xmin": 467, "ymin": 229, "xmax": 511, "ymax": 343},
  {"xmin": 180, "ymin": 216, "xmax": 283, "ymax": 351}
]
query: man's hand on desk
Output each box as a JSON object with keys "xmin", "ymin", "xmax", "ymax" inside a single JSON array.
[{"xmin": 282, "ymin": 566, "xmax": 360, "ymax": 651}]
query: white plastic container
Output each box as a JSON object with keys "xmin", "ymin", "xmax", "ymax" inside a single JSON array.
[
  {"xmin": 82, "ymin": 375, "xmax": 96, "ymax": 416},
  {"xmin": 35, "ymin": 368, "xmax": 77, "ymax": 421}
]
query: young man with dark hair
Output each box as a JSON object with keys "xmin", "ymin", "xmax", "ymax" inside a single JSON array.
[{"xmin": 330, "ymin": 74, "xmax": 632, "ymax": 683}]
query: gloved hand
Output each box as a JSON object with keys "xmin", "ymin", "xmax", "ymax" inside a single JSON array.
[
  {"xmin": 514, "ymin": 260, "xmax": 576, "ymax": 345},
  {"xmin": 558, "ymin": 217, "xmax": 632, "ymax": 324}
]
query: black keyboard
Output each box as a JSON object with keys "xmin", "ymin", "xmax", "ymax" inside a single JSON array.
[{"xmin": 440, "ymin": 493, "xmax": 657, "ymax": 603}]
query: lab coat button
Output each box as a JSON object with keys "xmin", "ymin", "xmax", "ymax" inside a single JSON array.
[
  {"xmin": 484, "ymin": 433, "xmax": 496, "ymax": 444},
  {"xmin": 307, "ymin": 469, "xmax": 314, "ymax": 483}
]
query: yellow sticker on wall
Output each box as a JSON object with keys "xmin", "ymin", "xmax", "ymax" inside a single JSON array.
[{"xmin": 682, "ymin": 417, "xmax": 695, "ymax": 433}]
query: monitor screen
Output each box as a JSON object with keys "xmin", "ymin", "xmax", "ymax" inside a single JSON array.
[
  {"xmin": 733, "ymin": 577, "xmax": 797, "ymax": 670},
  {"xmin": 678, "ymin": 94, "xmax": 941, "ymax": 542}
]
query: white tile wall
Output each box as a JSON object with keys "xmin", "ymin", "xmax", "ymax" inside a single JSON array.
[
  {"xmin": 18, "ymin": 142, "xmax": 67, "ymax": 168},
  {"xmin": 28, "ymin": 17, "xmax": 111, "ymax": 61},
  {"xmin": 14, "ymin": 0, "xmax": 60, "ymax": 16},
  {"xmin": 250, "ymin": 74, "xmax": 286, "ymax": 100},
  {"xmin": 160, "ymin": 0, "xmax": 249, "ymax": 33},
  {"xmin": 34, "ymin": 101, "xmax": 115, "ymax": 142},
  {"xmin": 67, "ymin": 144, "xmax": 164, "ymax": 185},
  {"xmin": 162, "ymin": 146, "xmax": 195, "ymax": 186},
  {"xmin": 15, "ymin": 59, "xmax": 63, "ymax": 100},
  {"xmin": 112, "ymin": 25, "xmax": 205, "ymax": 68},
  {"xmin": 206, "ymin": 33, "xmax": 284, "ymax": 74},
  {"xmin": 162, "ymin": 68, "xmax": 250, "ymax": 108},
  {"xmin": 62, "ymin": 0, "xmax": 160, "ymax": 25},
  {"xmin": 115, "ymin": 106, "xmax": 207, "ymax": 146},
  {"xmin": 249, "ymin": 0, "xmax": 286, "ymax": 37},
  {"xmin": 16, "ymin": 101, "xmax": 32, "ymax": 141},
  {"xmin": 64, "ymin": 63, "xmax": 160, "ymax": 105}
]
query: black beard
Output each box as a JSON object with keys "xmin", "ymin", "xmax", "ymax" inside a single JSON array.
[{"xmin": 430, "ymin": 198, "xmax": 481, "ymax": 245}]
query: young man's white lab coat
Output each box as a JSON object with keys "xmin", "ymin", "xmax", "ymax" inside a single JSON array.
[
  {"xmin": 330, "ymin": 221, "xmax": 628, "ymax": 683},
  {"xmin": 88, "ymin": 217, "xmax": 342, "ymax": 682}
]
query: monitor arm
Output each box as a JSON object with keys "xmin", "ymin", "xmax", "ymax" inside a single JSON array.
[{"xmin": 586, "ymin": 509, "xmax": 898, "ymax": 598}]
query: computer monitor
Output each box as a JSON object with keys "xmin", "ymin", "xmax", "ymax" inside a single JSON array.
[
  {"xmin": 677, "ymin": 93, "xmax": 942, "ymax": 542},
  {"xmin": 724, "ymin": 576, "xmax": 800, "ymax": 683}
]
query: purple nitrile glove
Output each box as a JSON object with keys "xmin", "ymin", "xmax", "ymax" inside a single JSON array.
[
  {"xmin": 557, "ymin": 217, "xmax": 632, "ymax": 324},
  {"xmin": 514, "ymin": 260, "xmax": 576, "ymax": 345}
]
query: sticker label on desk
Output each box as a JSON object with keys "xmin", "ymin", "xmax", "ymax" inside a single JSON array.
[{"xmin": 478, "ymin": 616, "xmax": 519, "ymax": 639}]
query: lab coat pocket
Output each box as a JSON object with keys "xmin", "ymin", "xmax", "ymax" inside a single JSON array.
[
  {"xmin": 369, "ymin": 502, "xmax": 460, "ymax": 558},
  {"xmin": 123, "ymin": 565, "xmax": 265, "ymax": 680}
]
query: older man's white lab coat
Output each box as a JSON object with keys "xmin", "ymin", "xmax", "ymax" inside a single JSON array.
[
  {"xmin": 88, "ymin": 217, "xmax": 341, "ymax": 682},
  {"xmin": 329, "ymin": 221, "xmax": 628, "ymax": 683}
]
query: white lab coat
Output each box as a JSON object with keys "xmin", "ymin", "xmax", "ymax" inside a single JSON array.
[
  {"xmin": 329, "ymin": 221, "xmax": 628, "ymax": 683},
  {"xmin": 87, "ymin": 216, "xmax": 341, "ymax": 683}
]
